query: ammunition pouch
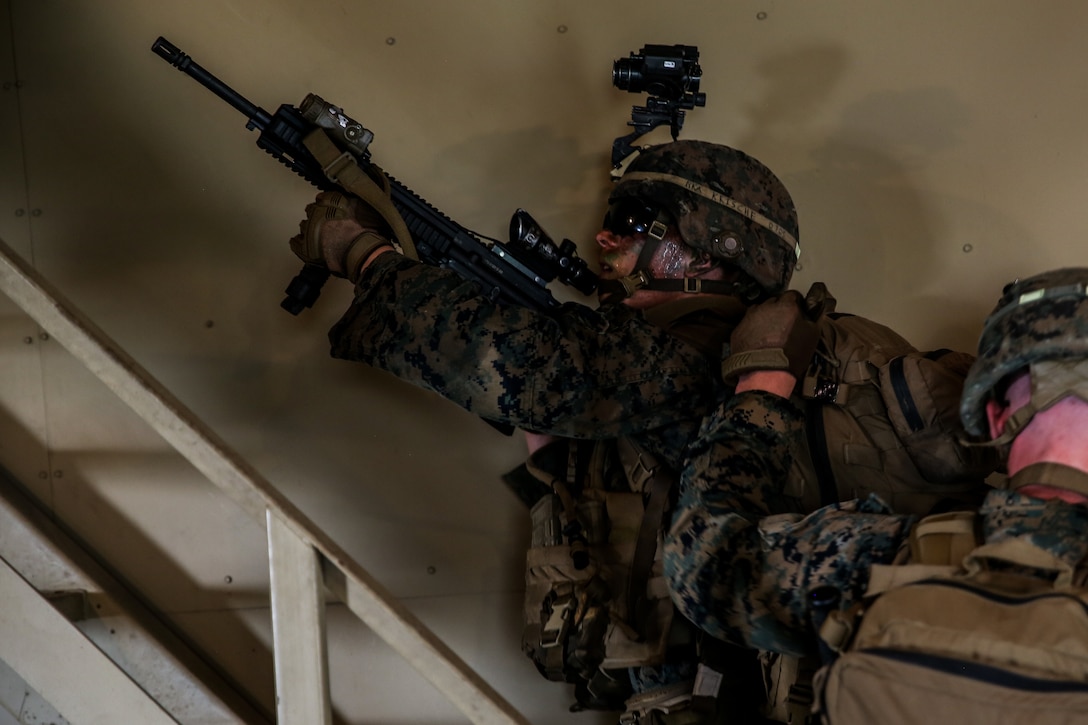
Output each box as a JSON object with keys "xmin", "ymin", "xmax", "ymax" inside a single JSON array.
[{"xmin": 523, "ymin": 488, "xmax": 677, "ymax": 710}]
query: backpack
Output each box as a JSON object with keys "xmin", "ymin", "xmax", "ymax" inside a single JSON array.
[
  {"xmin": 811, "ymin": 514, "xmax": 1088, "ymax": 724},
  {"xmin": 786, "ymin": 286, "xmax": 999, "ymax": 516}
]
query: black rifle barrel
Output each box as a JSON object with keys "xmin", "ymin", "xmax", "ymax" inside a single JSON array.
[{"xmin": 152, "ymin": 37, "xmax": 272, "ymax": 129}]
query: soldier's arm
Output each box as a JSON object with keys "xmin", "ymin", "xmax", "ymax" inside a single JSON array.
[
  {"xmin": 664, "ymin": 388, "xmax": 914, "ymax": 656},
  {"xmin": 326, "ymin": 252, "xmax": 721, "ymax": 439}
]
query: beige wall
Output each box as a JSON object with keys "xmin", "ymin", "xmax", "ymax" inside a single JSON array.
[{"xmin": 1, "ymin": 1, "xmax": 1086, "ymax": 721}]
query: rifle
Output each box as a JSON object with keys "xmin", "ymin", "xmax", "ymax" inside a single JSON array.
[{"xmin": 150, "ymin": 37, "xmax": 598, "ymax": 316}]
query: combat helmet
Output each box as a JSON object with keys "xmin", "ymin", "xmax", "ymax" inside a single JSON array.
[
  {"xmin": 959, "ymin": 267, "xmax": 1088, "ymax": 443},
  {"xmin": 609, "ymin": 140, "xmax": 800, "ymax": 296}
]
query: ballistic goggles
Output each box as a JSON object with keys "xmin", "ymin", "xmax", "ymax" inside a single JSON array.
[{"xmin": 602, "ymin": 198, "xmax": 672, "ymax": 241}]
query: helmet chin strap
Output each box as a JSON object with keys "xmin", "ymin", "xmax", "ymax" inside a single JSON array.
[
  {"xmin": 598, "ymin": 270, "xmax": 652, "ymax": 301},
  {"xmin": 598, "ymin": 272, "xmax": 758, "ymax": 303},
  {"xmin": 597, "ymin": 233, "xmax": 767, "ymax": 303},
  {"xmin": 984, "ymin": 359, "xmax": 1088, "ymax": 447},
  {"xmin": 597, "ymin": 231, "xmax": 667, "ymax": 303}
]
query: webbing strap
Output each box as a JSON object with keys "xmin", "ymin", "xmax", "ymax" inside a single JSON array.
[
  {"xmin": 908, "ymin": 511, "xmax": 980, "ymax": 567},
  {"xmin": 865, "ymin": 563, "xmax": 960, "ymax": 598},
  {"xmin": 1008, "ymin": 462, "xmax": 1088, "ymax": 497},
  {"xmin": 301, "ymin": 129, "xmax": 418, "ymax": 260},
  {"xmin": 598, "ymin": 274, "xmax": 749, "ymax": 303},
  {"xmin": 890, "ymin": 348, "xmax": 954, "ymax": 434},
  {"xmin": 626, "ymin": 466, "xmax": 675, "ymax": 640},
  {"xmin": 721, "ymin": 348, "xmax": 792, "ymax": 382},
  {"xmin": 641, "ymin": 278, "xmax": 752, "ymax": 295},
  {"xmin": 804, "ymin": 400, "xmax": 839, "ymax": 506},
  {"xmin": 888, "ymin": 356, "xmax": 926, "ymax": 433}
]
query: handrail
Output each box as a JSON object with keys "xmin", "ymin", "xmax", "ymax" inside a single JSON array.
[{"xmin": 0, "ymin": 236, "xmax": 530, "ymax": 725}]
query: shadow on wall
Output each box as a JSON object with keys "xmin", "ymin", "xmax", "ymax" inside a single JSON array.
[
  {"xmin": 735, "ymin": 44, "xmax": 1030, "ymax": 349},
  {"xmin": 430, "ymin": 124, "xmax": 615, "ymax": 260}
]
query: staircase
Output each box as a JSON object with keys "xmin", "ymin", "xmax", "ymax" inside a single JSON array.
[
  {"xmin": 0, "ymin": 234, "xmax": 531, "ymax": 724},
  {"xmin": 0, "ymin": 463, "xmax": 269, "ymax": 723}
]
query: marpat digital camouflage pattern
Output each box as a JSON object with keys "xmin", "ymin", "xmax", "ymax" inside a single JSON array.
[
  {"xmin": 960, "ymin": 267, "xmax": 1088, "ymax": 438},
  {"xmin": 329, "ymin": 253, "xmax": 737, "ymax": 468},
  {"xmin": 663, "ymin": 390, "xmax": 913, "ymax": 656},
  {"xmin": 666, "ymin": 360, "xmax": 1088, "ymax": 658}
]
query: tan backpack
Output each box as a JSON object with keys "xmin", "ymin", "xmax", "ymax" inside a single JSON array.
[
  {"xmin": 812, "ymin": 514, "xmax": 1088, "ymax": 724},
  {"xmin": 786, "ymin": 292, "xmax": 999, "ymax": 516}
]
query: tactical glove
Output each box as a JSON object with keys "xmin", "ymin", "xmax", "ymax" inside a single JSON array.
[
  {"xmin": 289, "ymin": 191, "xmax": 393, "ymax": 283},
  {"xmin": 721, "ymin": 290, "xmax": 820, "ymax": 383}
]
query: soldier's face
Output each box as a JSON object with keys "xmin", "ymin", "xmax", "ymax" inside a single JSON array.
[
  {"xmin": 594, "ymin": 227, "xmax": 695, "ymax": 308},
  {"xmin": 596, "ymin": 198, "xmax": 676, "ymax": 280},
  {"xmin": 594, "ymin": 227, "xmax": 648, "ymax": 281}
]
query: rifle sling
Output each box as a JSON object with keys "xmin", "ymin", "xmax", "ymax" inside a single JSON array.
[{"xmin": 302, "ymin": 129, "xmax": 418, "ymax": 261}]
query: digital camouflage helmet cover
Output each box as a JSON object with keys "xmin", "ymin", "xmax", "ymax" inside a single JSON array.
[
  {"xmin": 609, "ymin": 140, "xmax": 800, "ymax": 296},
  {"xmin": 959, "ymin": 267, "xmax": 1088, "ymax": 443}
]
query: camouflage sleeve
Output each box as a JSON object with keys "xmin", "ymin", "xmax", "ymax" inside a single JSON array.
[
  {"xmin": 326, "ymin": 253, "xmax": 719, "ymax": 439},
  {"xmin": 664, "ymin": 390, "xmax": 915, "ymax": 656}
]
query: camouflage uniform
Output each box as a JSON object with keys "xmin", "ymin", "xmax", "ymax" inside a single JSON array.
[
  {"xmin": 330, "ymin": 253, "xmax": 734, "ymax": 468},
  {"xmin": 332, "ymin": 252, "xmax": 758, "ymax": 720},
  {"xmin": 664, "ymin": 390, "xmax": 914, "ymax": 657},
  {"xmin": 664, "ymin": 389, "xmax": 1088, "ymax": 658},
  {"xmin": 329, "ymin": 139, "xmax": 801, "ymax": 460}
]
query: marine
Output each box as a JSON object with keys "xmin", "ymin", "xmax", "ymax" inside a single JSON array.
[
  {"xmin": 664, "ymin": 267, "xmax": 1088, "ymax": 723},
  {"xmin": 288, "ymin": 140, "xmax": 992, "ymax": 721}
]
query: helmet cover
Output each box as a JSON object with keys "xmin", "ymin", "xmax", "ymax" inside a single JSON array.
[
  {"xmin": 960, "ymin": 267, "xmax": 1088, "ymax": 438},
  {"xmin": 609, "ymin": 140, "xmax": 800, "ymax": 295}
]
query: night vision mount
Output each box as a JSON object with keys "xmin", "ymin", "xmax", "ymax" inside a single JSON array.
[{"xmin": 611, "ymin": 44, "xmax": 706, "ymax": 171}]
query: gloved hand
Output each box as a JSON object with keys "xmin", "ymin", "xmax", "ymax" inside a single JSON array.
[
  {"xmin": 721, "ymin": 290, "xmax": 820, "ymax": 383},
  {"xmin": 289, "ymin": 191, "xmax": 393, "ymax": 283}
]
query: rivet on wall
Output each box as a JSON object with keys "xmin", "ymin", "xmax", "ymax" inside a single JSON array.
[
  {"xmin": 557, "ymin": 25, "xmax": 568, "ymax": 34},
  {"xmin": 757, "ymin": 12, "xmax": 769, "ymax": 20},
  {"xmin": 962, "ymin": 244, "xmax": 973, "ymax": 253},
  {"xmin": 386, "ymin": 37, "xmax": 396, "ymax": 46}
]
